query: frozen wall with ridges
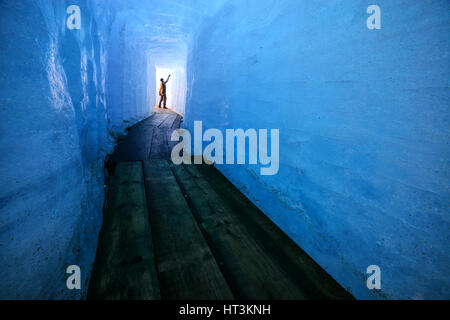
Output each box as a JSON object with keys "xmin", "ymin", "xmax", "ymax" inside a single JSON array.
[
  {"xmin": 0, "ymin": 0, "xmax": 226, "ymax": 299},
  {"xmin": 105, "ymin": 11, "xmax": 155, "ymax": 133},
  {"xmin": 2, "ymin": 0, "xmax": 447, "ymax": 300},
  {"xmin": 0, "ymin": 0, "xmax": 112, "ymax": 299},
  {"xmin": 185, "ymin": 0, "xmax": 450, "ymax": 299}
]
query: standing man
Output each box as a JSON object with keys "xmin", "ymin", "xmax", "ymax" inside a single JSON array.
[{"xmin": 158, "ymin": 74, "xmax": 171, "ymax": 109}]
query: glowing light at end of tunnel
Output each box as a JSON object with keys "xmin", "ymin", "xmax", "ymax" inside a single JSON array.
[{"xmin": 155, "ymin": 65, "xmax": 187, "ymax": 116}]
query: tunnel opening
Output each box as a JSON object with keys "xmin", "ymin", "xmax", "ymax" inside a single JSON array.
[{"xmin": 154, "ymin": 65, "xmax": 187, "ymax": 115}]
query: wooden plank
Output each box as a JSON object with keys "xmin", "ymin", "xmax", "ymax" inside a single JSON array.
[
  {"xmin": 194, "ymin": 163, "xmax": 354, "ymax": 300},
  {"xmin": 143, "ymin": 160, "xmax": 234, "ymax": 300},
  {"xmin": 158, "ymin": 114, "xmax": 177, "ymax": 129},
  {"xmin": 88, "ymin": 162, "xmax": 161, "ymax": 300},
  {"xmin": 171, "ymin": 114, "xmax": 181, "ymax": 129},
  {"xmin": 109, "ymin": 112, "xmax": 181, "ymax": 162},
  {"xmin": 133, "ymin": 112, "xmax": 170, "ymax": 129},
  {"xmin": 171, "ymin": 115, "xmax": 182, "ymax": 130},
  {"xmin": 170, "ymin": 163, "xmax": 302, "ymax": 299},
  {"xmin": 171, "ymin": 163, "xmax": 352, "ymax": 299},
  {"xmin": 110, "ymin": 126, "xmax": 154, "ymax": 162},
  {"xmin": 149, "ymin": 126, "xmax": 169, "ymax": 159},
  {"xmin": 167, "ymin": 115, "xmax": 182, "ymax": 157},
  {"xmin": 148, "ymin": 115, "xmax": 177, "ymax": 159}
]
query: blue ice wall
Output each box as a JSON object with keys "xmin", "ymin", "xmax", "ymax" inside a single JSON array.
[
  {"xmin": 104, "ymin": 10, "xmax": 156, "ymax": 133},
  {"xmin": 0, "ymin": 0, "xmax": 226, "ymax": 299},
  {"xmin": 185, "ymin": 0, "xmax": 450, "ymax": 299},
  {"xmin": 0, "ymin": 0, "xmax": 113, "ymax": 299},
  {"xmin": 2, "ymin": 0, "xmax": 448, "ymax": 300}
]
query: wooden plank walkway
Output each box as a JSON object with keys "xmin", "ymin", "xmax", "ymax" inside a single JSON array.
[
  {"xmin": 88, "ymin": 110, "xmax": 353, "ymax": 300},
  {"xmin": 143, "ymin": 160, "xmax": 233, "ymax": 299},
  {"xmin": 87, "ymin": 162, "xmax": 160, "ymax": 299},
  {"xmin": 109, "ymin": 109, "xmax": 181, "ymax": 163}
]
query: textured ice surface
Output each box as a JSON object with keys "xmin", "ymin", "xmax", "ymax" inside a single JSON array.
[
  {"xmin": 1, "ymin": 0, "xmax": 449, "ymax": 299},
  {"xmin": 185, "ymin": 0, "xmax": 450, "ymax": 299},
  {"xmin": 0, "ymin": 0, "xmax": 222, "ymax": 299},
  {"xmin": 0, "ymin": 0, "xmax": 114, "ymax": 299}
]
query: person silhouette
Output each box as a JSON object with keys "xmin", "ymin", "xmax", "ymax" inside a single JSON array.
[{"xmin": 158, "ymin": 74, "xmax": 171, "ymax": 109}]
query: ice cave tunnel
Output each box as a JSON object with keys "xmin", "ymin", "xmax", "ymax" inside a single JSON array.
[{"xmin": 0, "ymin": 0, "xmax": 449, "ymax": 300}]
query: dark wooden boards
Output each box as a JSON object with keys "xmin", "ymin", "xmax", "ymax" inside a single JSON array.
[
  {"xmin": 88, "ymin": 162, "xmax": 160, "ymax": 300},
  {"xmin": 167, "ymin": 115, "xmax": 182, "ymax": 154},
  {"xmin": 170, "ymin": 163, "xmax": 308, "ymax": 299},
  {"xmin": 89, "ymin": 110, "xmax": 352, "ymax": 300},
  {"xmin": 149, "ymin": 113, "xmax": 180, "ymax": 159},
  {"xmin": 194, "ymin": 163, "xmax": 354, "ymax": 300},
  {"xmin": 142, "ymin": 160, "xmax": 234, "ymax": 300},
  {"xmin": 109, "ymin": 111, "xmax": 182, "ymax": 162},
  {"xmin": 109, "ymin": 125, "xmax": 154, "ymax": 162}
]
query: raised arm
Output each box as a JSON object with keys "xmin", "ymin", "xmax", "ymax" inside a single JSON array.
[{"xmin": 164, "ymin": 74, "xmax": 171, "ymax": 84}]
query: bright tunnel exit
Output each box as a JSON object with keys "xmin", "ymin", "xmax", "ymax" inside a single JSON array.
[{"xmin": 155, "ymin": 66, "xmax": 187, "ymax": 116}]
